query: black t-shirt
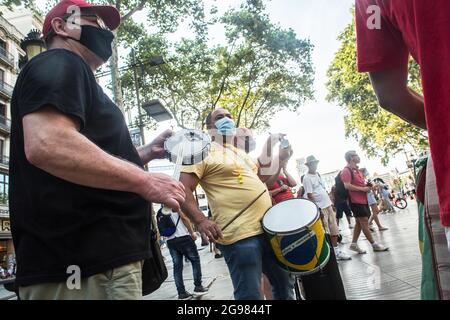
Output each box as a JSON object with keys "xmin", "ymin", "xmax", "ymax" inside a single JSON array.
[{"xmin": 10, "ymin": 49, "xmax": 151, "ymax": 286}]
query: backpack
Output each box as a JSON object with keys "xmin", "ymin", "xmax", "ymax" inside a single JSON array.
[
  {"xmin": 156, "ymin": 208, "xmax": 180, "ymax": 237},
  {"xmin": 334, "ymin": 167, "xmax": 353, "ymax": 203}
]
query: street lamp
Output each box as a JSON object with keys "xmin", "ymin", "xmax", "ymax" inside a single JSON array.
[
  {"xmin": 19, "ymin": 29, "xmax": 45, "ymax": 68},
  {"xmin": 131, "ymin": 50, "xmax": 166, "ymax": 146},
  {"xmin": 142, "ymin": 99, "xmax": 172, "ymax": 122}
]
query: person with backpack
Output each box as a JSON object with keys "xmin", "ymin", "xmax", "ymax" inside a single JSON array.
[
  {"xmin": 157, "ymin": 208, "xmax": 209, "ymax": 300},
  {"xmin": 340, "ymin": 151, "xmax": 389, "ymax": 254},
  {"xmin": 303, "ymin": 156, "xmax": 351, "ymax": 261},
  {"xmin": 330, "ymin": 184, "xmax": 354, "ymax": 229}
]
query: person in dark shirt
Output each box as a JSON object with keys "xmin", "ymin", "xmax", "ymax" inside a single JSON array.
[{"xmin": 10, "ymin": 0, "xmax": 185, "ymax": 300}]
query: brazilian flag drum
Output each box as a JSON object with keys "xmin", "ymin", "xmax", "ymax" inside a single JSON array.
[{"xmin": 262, "ymin": 198, "xmax": 330, "ymax": 275}]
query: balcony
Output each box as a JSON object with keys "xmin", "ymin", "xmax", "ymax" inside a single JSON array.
[
  {"xmin": 0, "ymin": 115, "xmax": 10, "ymax": 134},
  {"xmin": 0, "ymin": 81, "xmax": 13, "ymax": 99},
  {"xmin": 0, "ymin": 47, "xmax": 15, "ymax": 69},
  {"xmin": 0, "ymin": 155, "xmax": 9, "ymax": 171}
]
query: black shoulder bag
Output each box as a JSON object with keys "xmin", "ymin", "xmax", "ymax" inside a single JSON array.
[{"xmin": 142, "ymin": 209, "xmax": 169, "ymax": 296}]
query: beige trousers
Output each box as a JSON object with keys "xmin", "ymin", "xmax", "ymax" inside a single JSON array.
[{"xmin": 19, "ymin": 261, "xmax": 143, "ymax": 300}]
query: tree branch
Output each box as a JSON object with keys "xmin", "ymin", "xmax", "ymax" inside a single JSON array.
[
  {"xmin": 122, "ymin": 0, "xmax": 147, "ymax": 22},
  {"xmin": 249, "ymin": 92, "xmax": 270, "ymax": 129},
  {"xmin": 212, "ymin": 40, "xmax": 236, "ymax": 108}
]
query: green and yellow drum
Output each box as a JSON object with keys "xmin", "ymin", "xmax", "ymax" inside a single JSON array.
[{"xmin": 262, "ymin": 198, "xmax": 330, "ymax": 275}]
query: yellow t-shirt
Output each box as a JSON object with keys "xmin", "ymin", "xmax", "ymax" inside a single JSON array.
[{"xmin": 181, "ymin": 142, "xmax": 273, "ymax": 245}]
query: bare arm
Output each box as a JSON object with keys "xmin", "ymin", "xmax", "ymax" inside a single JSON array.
[
  {"xmin": 264, "ymin": 166, "xmax": 282, "ymax": 187},
  {"xmin": 369, "ymin": 64, "xmax": 426, "ymax": 130},
  {"xmin": 343, "ymin": 182, "xmax": 370, "ymax": 193},
  {"xmin": 283, "ymin": 168, "xmax": 297, "ymax": 187},
  {"xmin": 23, "ymin": 106, "xmax": 185, "ymax": 210},
  {"xmin": 180, "ymin": 172, "xmax": 223, "ymax": 241},
  {"xmin": 269, "ymin": 187, "xmax": 283, "ymax": 197}
]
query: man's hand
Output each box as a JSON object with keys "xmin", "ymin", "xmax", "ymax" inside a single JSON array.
[
  {"xmin": 148, "ymin": 129, "xmax": 173, "ymax": 160},
  {"xmin": 197, "ymin": 219, "xmax": 223, "ymax": 242},
  {"xmin": 362, "ymin": 186, "xmax": 371, "ymax": 193},
  {"xmin": 191, "ymin": 232, "xmax": 198, "ymax": 241},
  {"xmin": 280, "ymin": 185, "xmax": 289, "ymax": 192},
  {"xmin": 138, "ymin": 172, "xmax": 186, "ymax": 212}
]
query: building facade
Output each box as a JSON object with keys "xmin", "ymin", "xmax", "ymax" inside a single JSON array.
[{"xmin": 0, "ymin": 6, "xmax": 43, "ymax": 282}]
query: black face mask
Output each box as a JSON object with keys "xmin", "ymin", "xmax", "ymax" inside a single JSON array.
[{"xmin": 70, "ymin": 25, "xmax": 114, "ymax": 62}]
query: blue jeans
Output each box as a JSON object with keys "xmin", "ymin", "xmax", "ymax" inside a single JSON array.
[
  {"xmin": 167, "ymin": 236, "xmax": 202, "ymax": 295},
  {"xmin": 218, "ymin": 234, "xmax": 295, "ymax": 300}
]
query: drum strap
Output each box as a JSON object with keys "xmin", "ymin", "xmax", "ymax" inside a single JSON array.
[{"xmin": 222, "ymin": 189, "xmax": 268, "ymax": 231}]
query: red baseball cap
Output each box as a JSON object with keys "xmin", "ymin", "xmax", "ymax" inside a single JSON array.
[{"xmin": 43, "ymin": 0, "xmax": 121, "ymax": 37}]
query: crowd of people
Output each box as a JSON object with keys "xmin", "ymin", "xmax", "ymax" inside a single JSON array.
[{"xmin": 6, "ymin": 0, "xmax": 450, "ymax": 300}]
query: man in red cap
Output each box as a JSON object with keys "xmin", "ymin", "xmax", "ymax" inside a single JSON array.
[
  {"xmin": 355, "ymin": 0, "xmax": 450, "ymax": 299},
  {"xmin": 10, "ymin": 0, "xmax": 186, "ymax": 299}
]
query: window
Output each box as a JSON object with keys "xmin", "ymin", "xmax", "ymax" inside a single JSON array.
[
  {"xmin": 0, "ymin": 40, "xmax": 5, "ymax": 51},
  {"xmin": 0, "ymin": 103, "xmax": 5, "ymax": 117},
  {"xmin": 0, "ymin": 69, "xmax": 4, "ymax": 83},
  {"xmin": 0, "ymin": 174, "xmax": 8, "ymax": 204}
]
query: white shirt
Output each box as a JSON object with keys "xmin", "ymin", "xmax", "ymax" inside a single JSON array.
[
  {"xmin": 166, "ymin": 212, "xmax": 190, "ymax": 240},
  {"xmin": 302, "ymin": 173, "xmax": 332, "ymax": 209}
]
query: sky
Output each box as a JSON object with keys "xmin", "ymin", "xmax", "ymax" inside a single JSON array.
[{"xmin": 34, "ymin": 0, "xmax": 411, "ymax": 181}]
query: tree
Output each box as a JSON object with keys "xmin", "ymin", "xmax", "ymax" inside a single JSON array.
[
  {"xmin": 32, "ymin": 0, "xmax": 206, "ymax": 114},
  {"xmin": 326, "ymin": 18, "xmax": 428, "ymax": 165},
  {"xmin": 121, "ymin": 0, "xmax": 314, "ymax": 131}
]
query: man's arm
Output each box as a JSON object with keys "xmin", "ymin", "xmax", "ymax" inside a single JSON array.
[
  {"xmin": 23, "ymin": 106, "xmax": 185, "ymax": 211},
  {"xmin": 369, "ymin": 64, "xmax": 427, "ymax": 130},
  {"xmin": 343, "ymin": 182, "xmax": 370, "ymax": 193},
  {"xmin": 179, "ymin": 172, "xmax": 223, "ymax": 241}
]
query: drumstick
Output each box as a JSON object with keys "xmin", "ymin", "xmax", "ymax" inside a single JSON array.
[{"xmin": 222, "ymin": 189, "xmax": 267, "ymax": 231}]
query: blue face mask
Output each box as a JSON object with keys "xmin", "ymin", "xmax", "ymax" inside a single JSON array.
[{"xmin": 215, "ymin": 117, "xmax": 236, "ymax": 136}]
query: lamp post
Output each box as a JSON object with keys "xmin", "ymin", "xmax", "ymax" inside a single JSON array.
[
  {"xmin": 130, "ymin": 50, "xmax": 166, "ymax": 146},
  {"xmin": 19, "ymin": 29, "xmax": 45, "ymax": 68}
]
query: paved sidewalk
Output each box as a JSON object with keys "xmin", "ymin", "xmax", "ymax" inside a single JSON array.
[
  {"xmin": 1, "ymin": 199, "xmax": 422, "ymax": 300},
  {"xmin": 146, "ymin": 199, "xmax": 422, "ymax": 300}
]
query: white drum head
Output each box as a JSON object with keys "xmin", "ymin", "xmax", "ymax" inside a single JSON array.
[
  {"xmin": 165, "ymin": 129, "xmax": 211, "ymax": 165},
  {"xmin": 262, "ymin": 198, "xmax": 319, "ymax": 235}
]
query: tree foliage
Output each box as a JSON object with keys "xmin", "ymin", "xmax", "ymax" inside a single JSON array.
[
  {"xmin": 326, "ymin": 18, "xmax": 428, "ymax": 165},
  {"xmin": 121, "ymin": 0, "xmax": 314, "ymax": 130}
]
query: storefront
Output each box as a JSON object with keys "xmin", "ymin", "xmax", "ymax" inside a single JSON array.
[{"xmin": 0, "ymin": 210, "xmax": 14, "ymax": 280}]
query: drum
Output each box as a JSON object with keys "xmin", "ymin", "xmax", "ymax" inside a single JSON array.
[
  {"xmin": 164, "ymin": 129, "xmax": 211, "ymax": 165},
  {"xmin": 262, "ymin": 198, "xmax": 330, "ymax": 276}
]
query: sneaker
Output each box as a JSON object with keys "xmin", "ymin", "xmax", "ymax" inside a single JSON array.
[
  {"xmin": 369, "ymin": 226, "xmax": 376, "ymax": 232},
  {"xmin": 178, "ymin": 292, "xmax": 193, "ymax": 300},
  {"xmin": 336, "ymin": 251, "xmax": 352, "ymax": 261},
  {"xmin": 349, "ymin": 224, "xmax": 354, "ymax": 229},
  {"xmin": 372, "ymin": 243, "xmax": 389, "ymax": 252},
  {"xmin": 349, "ymin": 243, "xmax": 367, "ymax": 254},
  {"xmin": 193, "ymin": 286, "xmax": 209, "ymax": 297},
  {"xmin": 378, "ymin": 227, "xmax": 389, "ymax": 231},
  {"xmin": 214, "ymin": 253, "xmax": 223, "ymax": 259}
]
